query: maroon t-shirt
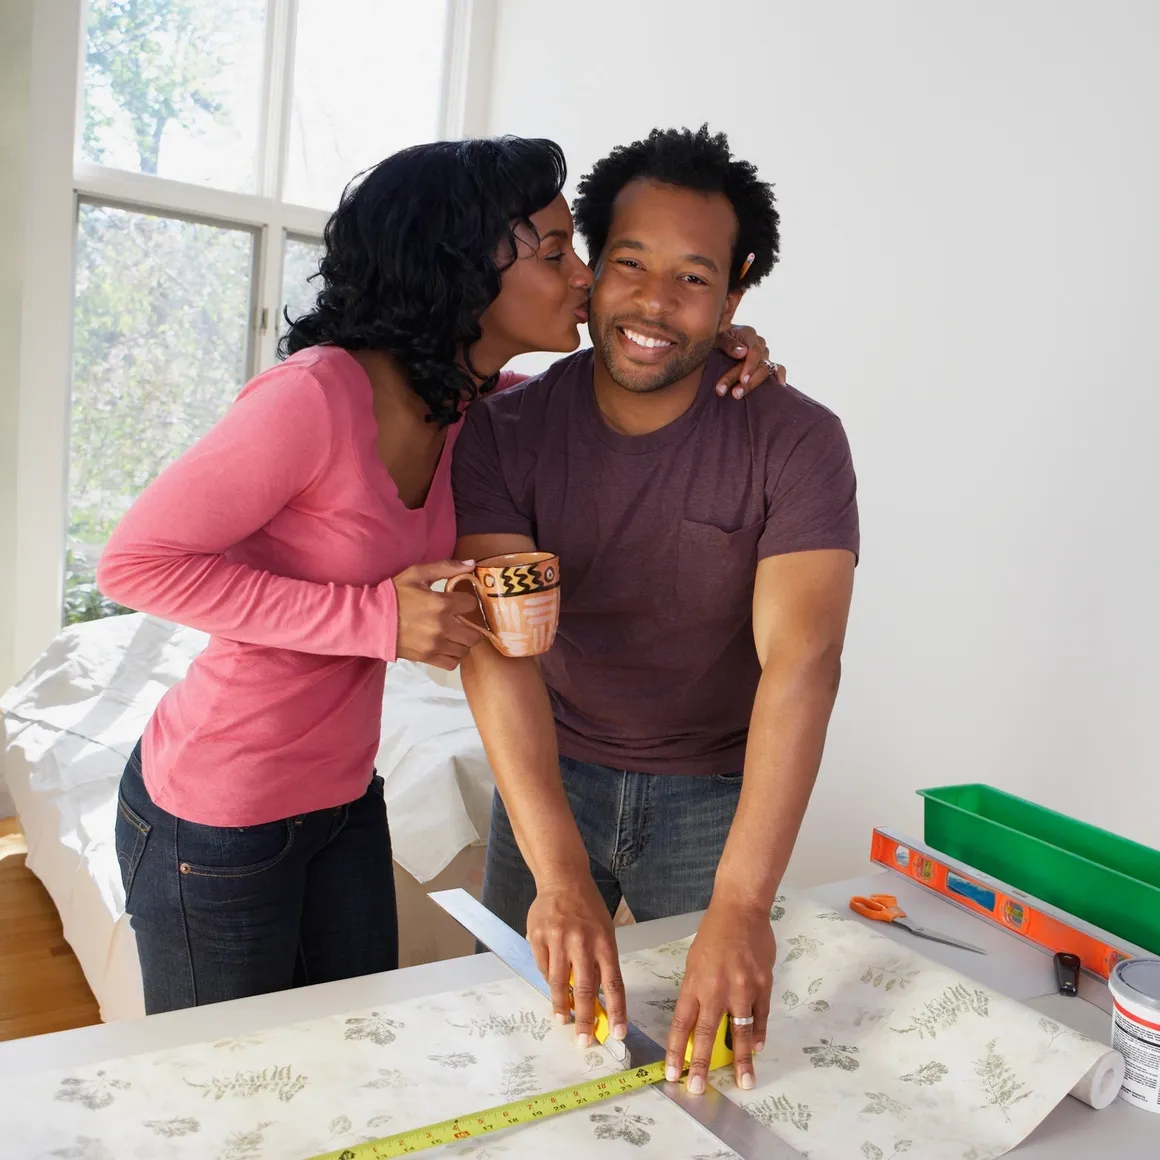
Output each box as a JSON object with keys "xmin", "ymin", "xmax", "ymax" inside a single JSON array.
[{"xmin": 452, "ymin": 348, "xmax": 859, "ymax": 775}]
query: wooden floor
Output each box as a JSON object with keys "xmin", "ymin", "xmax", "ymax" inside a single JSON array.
[{"xmin": 0, "ymin": 816, "xmax": 101, "ymax": 1041}]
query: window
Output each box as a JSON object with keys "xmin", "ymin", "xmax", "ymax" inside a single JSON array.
[
  {"xmin": 286, "ymin": 0, "xmax": 450, "ymax": 211},
  {"xmin": 80, "ymin": 0, "xmax": 268, "ymax": 192},
  {"xmin": 66, "ymin": 205, "xmax": 256, "ymax": 625},
  {"xmin": 63, "ymin": 0, "xmax": 457, "ymax": 625},
  {"xmin": 281, "ymin": 234, "xmax": 326, "ymax": 338}
]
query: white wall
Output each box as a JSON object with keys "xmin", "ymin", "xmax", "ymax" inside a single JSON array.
[
  {"xmin": 2, "ymin": 0, "xmax": 85, "ymax": 700},
  {"xmin": 0, "ymin": 1, "xmax": 81, "ymax": 818},
  {"xmin": 0, "ymin": 0, "xmax": 36, "ymax": 743},
  {"xmin": 485, "ymin": 0, "xmax": 1160, "ymax": 885},
  {"xmin": 0, "ymin": 0, "xmax": 36, "ymax": 821}
]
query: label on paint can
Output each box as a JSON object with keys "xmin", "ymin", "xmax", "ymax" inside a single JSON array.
[{"xmin": 1109, "ymin": 958, "xmax": 1160, "ymax": 1112}]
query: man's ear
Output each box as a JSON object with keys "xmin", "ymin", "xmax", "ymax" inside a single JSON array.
[{"xmin": 718, "ymin": 287, "xmax": 745, "ymax": 330}]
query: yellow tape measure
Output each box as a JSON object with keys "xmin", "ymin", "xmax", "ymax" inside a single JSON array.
[
  {"xmin": 307, "ymin": 1008, "xmax": 734, "ymax": 1158},
  {"xmin": 306, "ymin": 1061, "xmax": 668, "ymax": 1159}
]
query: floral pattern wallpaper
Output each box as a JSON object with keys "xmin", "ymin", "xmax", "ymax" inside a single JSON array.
[
  {"xmin": 2, "ymin": 893, "xmax": 1111, "ymax": 1160},
  {"xmin": 618, "ymin": 894, "xmax": 1113, "ymax": 1159},
  {"xmin": 2, "ymin": 979, "xmax": 729, "ymax": 1160}
]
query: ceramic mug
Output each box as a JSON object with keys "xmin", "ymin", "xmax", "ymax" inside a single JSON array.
[{"xmin": 446, "ymin": 551, "xmax": 561, "ymax": 658}]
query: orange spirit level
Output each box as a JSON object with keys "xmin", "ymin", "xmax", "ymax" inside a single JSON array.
[{"xmin": 870, "ymin": 828, "xmax": 1147, "ymax": 981}]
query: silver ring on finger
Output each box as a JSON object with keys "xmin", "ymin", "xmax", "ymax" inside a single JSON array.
[
  {"xmin": 730, "ymin": 1014, "xmax": 756, "ymax": 1027},
  {"xmin": 762, "ymin": 358, "xmax": 778, "ymax": 373}
]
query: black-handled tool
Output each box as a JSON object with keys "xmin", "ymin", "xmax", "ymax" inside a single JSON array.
[{"xmin": 1054, "ymin": 950, "xmax": 1081, "ymax": 996}]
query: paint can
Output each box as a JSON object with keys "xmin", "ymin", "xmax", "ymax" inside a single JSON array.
[{"xmin": 1109, "ymin": 957, "xmax": 1160, "ymax": 1112}]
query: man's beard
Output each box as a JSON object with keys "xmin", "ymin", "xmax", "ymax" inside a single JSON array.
[{"xmin": 593, "ymin": 316, "xmax": 717, "ymax": 395}]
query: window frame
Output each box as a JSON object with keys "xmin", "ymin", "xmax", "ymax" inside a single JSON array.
[{"xmin": 13, "ymin": 0, "xmax": 495, "ymax": 679}]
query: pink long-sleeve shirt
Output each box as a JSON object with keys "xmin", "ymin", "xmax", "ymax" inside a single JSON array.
[{"xmin": 97, "ymin": 345, "xmax": 522, "ymax": 826}]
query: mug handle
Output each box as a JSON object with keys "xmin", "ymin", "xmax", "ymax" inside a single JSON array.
[{"xmin": 445, "ymin": 574, "xmax": 504, "ymax": 650}]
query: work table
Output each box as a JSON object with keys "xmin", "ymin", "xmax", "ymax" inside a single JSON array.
[{"xmin": 1, "ymin": 872, "xmax": 1155, "ymax": 1157}]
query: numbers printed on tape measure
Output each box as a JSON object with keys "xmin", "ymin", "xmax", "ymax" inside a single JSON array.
[{"xmin": 307, "ymin": 1063, "xmax": 670, "ymax": 1159}]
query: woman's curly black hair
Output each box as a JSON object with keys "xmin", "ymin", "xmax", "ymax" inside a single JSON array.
[
  {"xmin": 572, "ymin": 124, "xmax": 779, "ymax": 289},
  {"xmin": 279, "ymin": 136, "xmax": 567, "ymax": 428}
]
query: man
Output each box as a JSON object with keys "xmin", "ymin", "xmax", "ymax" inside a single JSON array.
[{"xmin": 451, "ymin": 125, "xmax": 858, "ymax": 1098}]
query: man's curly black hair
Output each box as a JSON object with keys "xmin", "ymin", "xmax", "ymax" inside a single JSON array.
[
  {"xmin": 572, "ymin": 124, "xmax": 779, "ymax": 290},
  {"xmin": 279, "ymin": 136, "xmax": 567, "ymax": 428}
]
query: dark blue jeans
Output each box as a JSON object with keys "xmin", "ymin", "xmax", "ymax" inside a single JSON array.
[
  {"xmin": 482, "ymin": 756, "xmax": 743, "ymax": 935},
  {"xmin": 115, "ymin": 742, "xmax": 398, "ymax": 1014}
]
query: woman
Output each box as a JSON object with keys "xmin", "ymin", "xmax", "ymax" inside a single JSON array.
[{"xmin": 98, "ymin": 136, "xmax": 783, "ymax": 1014}]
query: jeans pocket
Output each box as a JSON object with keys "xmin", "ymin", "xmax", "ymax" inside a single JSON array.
[
  {"xmin": 177, "ymin": 817, "xmax": 297, "ymax": 879},
  {"xmin": 712, "ymin": 771, "xmax": 744, "ymax": 785},
  {"xmin": 115, "ymin": 791, "xmax": 153, "ymax": 907}
]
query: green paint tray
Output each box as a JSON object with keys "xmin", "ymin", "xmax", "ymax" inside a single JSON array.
[{"xmin": 917, "ymin": 783, "xmax": 1160, "ymax": 954}]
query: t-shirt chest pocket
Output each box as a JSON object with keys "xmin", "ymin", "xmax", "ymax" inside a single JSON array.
[{"xmin": 675, "ymin": 518, "xmax": 763, "ymax": 617}]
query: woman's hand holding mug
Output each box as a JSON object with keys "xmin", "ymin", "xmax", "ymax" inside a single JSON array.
[{"xmin": 393, "ymin": 560, "xmax": 483, "ymax": 670}]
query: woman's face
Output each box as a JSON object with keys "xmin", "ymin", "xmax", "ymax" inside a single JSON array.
[{"xmin": 474, "ymin": 195, "xmax": 594, "ymax": 370}]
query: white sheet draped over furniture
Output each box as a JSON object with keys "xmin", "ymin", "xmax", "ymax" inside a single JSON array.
[{"xmin": 0, "ymin": 613, "xmax": 496, "ymax": 1023}]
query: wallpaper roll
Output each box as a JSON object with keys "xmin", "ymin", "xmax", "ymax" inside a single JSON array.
[{"xmin": 1069, "ymin": 1047, "xmax": 1126, "ymax": 1109}]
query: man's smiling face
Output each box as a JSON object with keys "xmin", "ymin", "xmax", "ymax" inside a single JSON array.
[{"xmin": 588, "ymin": 178, "xmax": 743, "ymax": 394}]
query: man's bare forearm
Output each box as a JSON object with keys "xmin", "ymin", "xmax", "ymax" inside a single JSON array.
[
  {"xmin": 713, "ymin": 651, "xmax": 843, "ymax": 912},
  {"xmin": 459, "ymin": 644, "xmax": 589, "ymax": 887}
]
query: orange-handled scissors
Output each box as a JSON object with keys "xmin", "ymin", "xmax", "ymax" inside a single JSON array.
[{"xmin": 849, "ymin": 894, "xmax": 986, "ymax": 955}]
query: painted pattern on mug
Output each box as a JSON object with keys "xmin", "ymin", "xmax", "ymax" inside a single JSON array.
[{"xmin": 483, "ymin": 558, "xmax": 559, "ymax": 597}]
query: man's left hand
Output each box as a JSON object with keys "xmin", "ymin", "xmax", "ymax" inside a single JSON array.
[
  {"xmin": 664, "ymin": 898, "xmax": 776, "ymax": 1094},
  {"xmin": 713, "ymin": 325, "xmax": 786, "ymax": 398}
]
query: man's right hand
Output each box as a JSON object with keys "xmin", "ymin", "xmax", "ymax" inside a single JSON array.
[
  {"xmin": 527, "ymin": 878, "xmax": 628, "ymax": 1047},
  {"xmin": 393, "ymin": 560, "xmax": 482, "ymax": 670}
]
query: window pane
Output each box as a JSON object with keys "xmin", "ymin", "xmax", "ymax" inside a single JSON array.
[
  {"xmin": 66, "ymin": 204, "xmax": 255, "ymax": 624},
  {"xmin": 81, "ymin": 0, "xmax": 266, "ymax": 192},
  {"xmin": 280, "ymin": 235, "xmax": 325, "ymax": 339},
  {"xmin": 284, "ymin": 0, "xmax": 450, "ymax": 211}
]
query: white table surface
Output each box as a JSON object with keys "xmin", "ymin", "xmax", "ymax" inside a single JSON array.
[{"xmin": 2, "ymin": 871, "xmax": 1156, "ymax": 1157}]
